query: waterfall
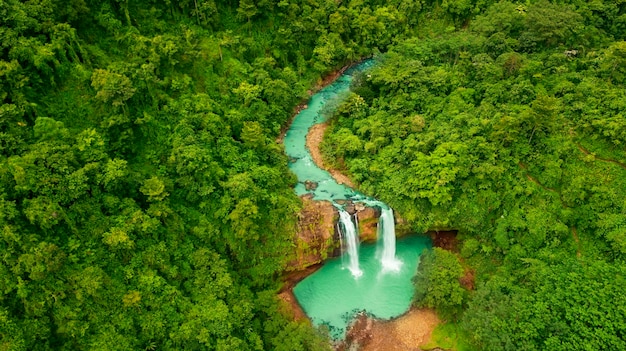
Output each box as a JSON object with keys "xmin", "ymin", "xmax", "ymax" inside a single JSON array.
[
  {"xmin": 379, "ymin": 207, "xmax": 402, "ymax": 272},
  {"xmin": 338, "ymin": 209, "xmax": 362, "ymax": 278},
  {"xmin": 337, "ymin": 222, "xmax": 345, "ymax": 268}
]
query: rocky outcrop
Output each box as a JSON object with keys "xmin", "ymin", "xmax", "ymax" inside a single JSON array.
[
  {"xmin": 356, "ymin": 205, "xmax": 379, "ymax": 242},
  {"xmin": 304, "ymin": 180, "xmax": 318, "ymax": 191},
  {"xmin": 288, "ymin": 196, "xmax": 385, "ymax": 270},
  {"xmin": 286, "ymin": 194, "xmax": 338, "ymax": 271},
  {"xmin": 341, "ymin": 312, "xmax": 373, "ymax": 350},
  {"xmin": 394, "ymin": 212, "xmax": 413, "ymax": 237}
]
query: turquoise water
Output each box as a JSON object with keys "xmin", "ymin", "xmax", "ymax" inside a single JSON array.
[
  {"xmin": 293, "ymin": 235, "xmax": 431, "ymax": 339},
  {"xmin": 284, "ymin": 60, "xmax": 432, "ymax": 340},
  {"xmin": 283, "ymin": 61, "xmax": 374, "ymax": 201}
]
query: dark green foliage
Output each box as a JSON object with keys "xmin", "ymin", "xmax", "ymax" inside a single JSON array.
[
  {"xmin": 3, "ymin": 0, "xmax": 626, "ymax": 348},
  {"xmin": 413, "ymin": 248, "xmax": 466, "ymax": 320},
  {"xmin": 323, "ymin": 0, "xmax": 626, "ymax": 348},
  {"xmin": 0, "ymin": 0, "xmax": 413, "ymax": 349},
  {"xmin": 463, "ymin": 258, "xmax": 626, "ymax": 350}
]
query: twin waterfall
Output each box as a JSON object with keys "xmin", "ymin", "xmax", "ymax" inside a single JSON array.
[
  {"xmin": 287, "ymin": 61, "xmax": 432, "ymax": 339},
  {"xmin": 337, "ymin": 205, "xmax": 402, "ymax": 278},
  {"xmin": 281, "ymin": 58, "xmax": 402, "ymax": 279}
]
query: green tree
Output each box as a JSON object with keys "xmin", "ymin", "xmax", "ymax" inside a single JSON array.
[
  {"xmin": 413, "ymin": 248, "xmax": 466, "ymax": 320},
  {"xmin": 463, "ymin": 259, "xmax": 626, "ymax": 350},
  {"xmin": 91, "ymin": 69, "xmax": 136, "ymax": 108}
]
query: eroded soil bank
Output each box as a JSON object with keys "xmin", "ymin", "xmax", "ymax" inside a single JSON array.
[
  {"xmin": 340, "ymin": 308, "xmax": 440, "ymax": 351},
  {"xmin": 306, "ymin": 123, "xmax": 355, "ymax": 188}
]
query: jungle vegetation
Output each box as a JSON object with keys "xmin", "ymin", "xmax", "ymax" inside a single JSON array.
[
  {"xmin": 323, "ymin": 0, "xmax": 626, "ymax": 349},
  {"xmin": 0, "ymin": 0, "xmax": 418, "ymax": 349},
  {"xmin": 2, "ymin": 0, "xmax": 626, "ymax": 350}
]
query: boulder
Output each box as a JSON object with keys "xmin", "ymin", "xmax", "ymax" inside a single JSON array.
[
  {"xmin": 304, "ymin": 180, "xmax": 318, "ymax": 191},
  {"xmin": 341, "ymin": 312, "xmax": 373, "ymax": 351},
  {"xmin": 344, "ymin": 201, "xmax": 356, "ymax": 215},
  {"xmin": 356, "ymin": 206, "xmax": 379, "ymax": 242}
]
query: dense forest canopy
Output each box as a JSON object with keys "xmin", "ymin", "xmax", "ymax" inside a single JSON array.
[
  {"xmin": 1, "ymin": 0, "xmax": 626, "ymax": 349},
  {"xmin": 0, "ymin": 0, "xmax": 418, "ymax": 349},
  {"xmin": 322, "ymin": 0, "xmax": 626, "ymax": 349}
]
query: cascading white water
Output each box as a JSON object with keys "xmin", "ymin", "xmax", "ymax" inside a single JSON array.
[
  {"xmin": 339, "ymin": 209, "xmax": 363, "ymax": 278},
  {"xmin": 337, "ymin": 222, "xmax": 345, "ymax": 268},
  {"xmin": 379, "ymin": 207, "xmax": 402, "ymax": 272}
]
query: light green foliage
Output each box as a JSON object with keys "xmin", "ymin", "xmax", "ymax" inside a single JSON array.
[
  {"xmin": 140, "ymin": 176, "xmax": 168, "ymax": 201},
  {"xmin": 421, "ymin": 322, "xmax": 476, "ymax": 351},
  {"xmin": 91, "ymin": 69, "xmax": 136, "ymax": 107},
  {"xmin": 236, "ymin": 0, "xmax": 258, "ymax": 22}
]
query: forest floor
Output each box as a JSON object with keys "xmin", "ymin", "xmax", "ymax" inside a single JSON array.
[
  {"xmin": 430, "ymin": 231, "xmax": 459, "ymax": 251},
  {"xmin": 576, "ymin": 143, "xmax": 626, "ymax": 170},
  {"xmin": 307, "ymin": 123, "xmax": 355, "ymax": 187}
]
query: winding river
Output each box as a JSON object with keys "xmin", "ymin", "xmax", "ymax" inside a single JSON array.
[
  {"xmin": 283, "ymin": 61, "xmax": 372, "ymax": 202},
  {"xmin": 284, "ymin": 61, "xmax": 430, "ymax": 340}
]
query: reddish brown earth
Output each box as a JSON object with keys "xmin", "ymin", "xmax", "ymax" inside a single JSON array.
[
  {"xmin": 430, "ymin": 230, "xmax": 459, "ymax": 252},
  {"xmin": 278, "ymin": 264, "xmax": 323, "ymax": 322},
  {"xmin": 307, "ymin": 123, "xmax": 355, "ymax": 187},
  {"xmin": 460, "ymin": 268, "xmax": 476, "ymax": 291},
  {"xmin": 277, "ymin": 290, "xmax": 308, "ymax": 321},
  {"xmin": 430, "ymin": 230, "xmax": 475, "ymax": 291},
  {"xmin": 341, "ymin": 309, "xmax": 440, "ymax": 351}
]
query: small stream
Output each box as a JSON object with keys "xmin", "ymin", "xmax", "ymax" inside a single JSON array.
[{"xmin": 284, "ymin": 61, "xmax": 430, "ymax": 340}]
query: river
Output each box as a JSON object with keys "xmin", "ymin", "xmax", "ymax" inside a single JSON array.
[{"xmin": 283, "ymin": 60, "xmax": 430, "ymax": 340}]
